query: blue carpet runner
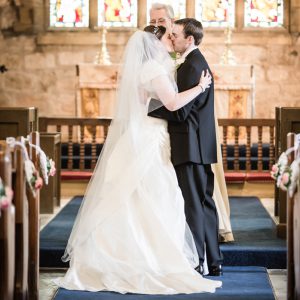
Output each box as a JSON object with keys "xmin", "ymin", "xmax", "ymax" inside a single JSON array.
[
  {"xmin": 54, "ymin": 266, "xmax": 275, "ymax": 300},
  {"xmin": 220, "ymin": 197, "xmax": 286, "ymax": 268},
  {"xmin": 40, "ymin": 196, "xmax": 286, "ymax": 268}
]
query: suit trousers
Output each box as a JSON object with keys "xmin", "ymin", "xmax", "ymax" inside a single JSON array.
[{"xmin": 175, "ymin": 163, "xmax": 223, "ymax": 267}]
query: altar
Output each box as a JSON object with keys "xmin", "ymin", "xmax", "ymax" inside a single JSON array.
[
  {"xmin": 76, "ymin": 63, "xmax": 119, "ymax": 118},
  {"xmin": 76, "ymin": 63, "xmax": 255, "ymax": 123},
  {"xmin": 212, "ymin": 64, "xmax": 255, "ymax": 119}
]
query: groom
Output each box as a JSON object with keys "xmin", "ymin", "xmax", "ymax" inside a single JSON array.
[{"xmin": 148, "ymin": 18, "xmax": 223, "ymax": 276}]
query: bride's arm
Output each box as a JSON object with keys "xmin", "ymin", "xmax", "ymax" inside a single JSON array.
[{"xmin": 151, "ymin": 70, "xmax": 211, "ymax": 111}]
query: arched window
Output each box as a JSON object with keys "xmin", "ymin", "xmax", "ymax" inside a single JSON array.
[
  {"xmin": 50, "ymin": 0, "xmax": 89, "ymax": 27},
  {"xmin": 195, "ymin": 0, "xmax": 235, "ymax": 28},
  {"xmin": 48, "ymin": 0, "xmax": 287, "ymax": 30},
  {"xmin": 98, "ymin": 0, "xmax": 138, "ymax": 27},
  {"xmin": 244, "ymin": 0, "xmax": 284, "ymax": 27}
]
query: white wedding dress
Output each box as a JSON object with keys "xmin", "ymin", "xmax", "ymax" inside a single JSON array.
[{"xmin": 56, "ymin": 31, "xmax": 222, "ymax": 295}]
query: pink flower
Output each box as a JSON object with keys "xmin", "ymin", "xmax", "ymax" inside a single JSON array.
[
  {"xmin": 1, "ymin": 197, "xmax": 10, "ymax": 209},
  {"xmin": 35, "ymin": 177, "xmax": 43, "ymax": 190},
  {"xmin": 270, "ymin": 163, "xmax": 280, "ymax": 179},
  {"xmin": 272, "ymin": 164, "xmax": 278, "ymax": 173},
  {"xmin": 0, "ymin": 186, "xmax": 13, "ymax": 209},
  {"xmin": 49, "ymin": 159, "xmax": 56, "ymax": 177},
  {"xmin": 281, "ymin": 172, "xmax": 290, "ymax": 185},
  {"xmin": 5, "ymin": 186, "xmax": 13, "ymax": 200}
]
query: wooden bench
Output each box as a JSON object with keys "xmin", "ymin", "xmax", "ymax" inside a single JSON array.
[
  {"xmin": 0, "ymin": 107, "xmax": 40, "ymax": 299},
  {"xmin": 286, "ymin": 132, "xmax": 300, "ymax": 300},
  {"xmin": 10, "ymin": 137, "xmax": 29, "ymax": 299},
  {"xmin": 0, "ymin": 143, "xmax": 15, "ymax": 300},
  {"xmin": 0, "ymin": 133, "xmax": 41, "ymax": 300},
  {"xmin": 40, "ymin": 132, "xmax": 61, "ymax": 213},
  {"xmin": 275, "ymin": 107, "xmax": 300, "ymax": 238},
  {"xmin": 25, "ymin": 132, "xmax": 40, "ymax": 300},
  {"xmin": 0, "ymin": 107, "xmax": 38, "ymax": 140}
]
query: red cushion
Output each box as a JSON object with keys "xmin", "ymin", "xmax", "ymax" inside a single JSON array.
[
  {"xmin": 246, "ymin": 172, "xmax": 273, "ymax": 182},
  {"xmin": 225, "ymin": 172, "xmax": 247, "ymax": 183},
  {"xmin": 61, "ymin": 171, "xmax": 272, "ymax": 183},
  {"xmin": 61, "ymin": 171, "xmax": 93, "ymax": 180}
]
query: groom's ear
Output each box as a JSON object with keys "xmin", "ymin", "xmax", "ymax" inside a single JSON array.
[{"xmin": 187, "ymin": 35, "xmax": 195, "ymax": 45}]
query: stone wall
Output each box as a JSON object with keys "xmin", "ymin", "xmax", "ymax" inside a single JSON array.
[{"xmin": 0, "ymin": 0, "xmax": 300, "ymax": 118}]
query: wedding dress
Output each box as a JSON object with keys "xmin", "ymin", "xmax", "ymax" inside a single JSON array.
[{"xmin": 55, "ymin": 31, "xmax": 221, "ymax": 294}]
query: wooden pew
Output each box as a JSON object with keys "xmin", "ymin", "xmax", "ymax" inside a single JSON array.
[
  {"xmin": 0, "ymin": 142, "xmax": 15, "ymax": 300},
  {"xmin": 0, "ymin": 107, "xmax": 38, "ymax": 140},
  {"xmin": 25, "ymin": 132, "xmax": 40, "ymax": 300},
  {"xmin": 294, "ymin": 168, "xmax": 300, "ymax": 300},
  {"xmin": 286, "ymin": 132, "xmax": 300, "ymax": 300},
  {"xmin": 40, "ymin": 133, "xmax": 61, "ymax": 213},
  {"xmin": 11, "ymin": 137, "xmax": 29, "ymax": 300},
  {"xmin": 275, "ymin": 107, "xmax": 300, "ymax": 238}
]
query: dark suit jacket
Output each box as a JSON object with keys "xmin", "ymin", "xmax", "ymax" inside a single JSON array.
[{"xmin": 148, "ymin": 48, "xmax": 217, "ymax": 166}]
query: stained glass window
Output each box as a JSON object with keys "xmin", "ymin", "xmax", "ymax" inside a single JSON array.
[
  {"xmin": 195, "ymin": 0, "xmax": 235, "ymax": 28},
  {"xmin": 49, "ymin": 0, "xmax": 89, "ymax": 27},
  {"xmin": 146, "ymin": 0, "xmax": 186, "ymax": 23},
  {"xmin": 98, "ymin": 0, "xmax": 137, "ymax": 27},
  {"xmin": 244, "ymin": 0, "xmax": 284, "ymax": 27}
]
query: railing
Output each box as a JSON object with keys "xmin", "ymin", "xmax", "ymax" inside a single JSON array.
[
  {"xmin": 218, "ymin": 118, "xmax": 275, "ymax": 172},
  {"xmin": 39, "ymin": 117, "xmax": 276, "ymax": 173},
  {"xmin": 39, "ymin": 117, "xmax": 111, "ymax": 171}
]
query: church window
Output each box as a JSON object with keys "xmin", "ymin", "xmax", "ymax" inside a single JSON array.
[
  {"xmin": 195, "ymin": 0, "xmax": 235, "ymax": 28},
  {"xmin": 98, "ymin": 0, "xmax": 138, "ymax": 27},
  {"xmin": 244, "ymin": 0, "xmax": 284, "ymax": 27},
  {"xmin": 49, "ymin": 0, "xmax": 89, "ymax": 27}
]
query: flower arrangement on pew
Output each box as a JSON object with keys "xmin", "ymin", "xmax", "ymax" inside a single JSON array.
[
  {"xmin": 0, "ymin": 177, "xmax": 13, "ymax": 216},
  {"xmin": 6, "ymin": 136, "xmax": 56, "ymax": 196},
  {"xmin": 271, "ymin": 134, "xmax": 300, "ymax": 197},
  {"xmin": 47, "ymin": 158, "xmax": 56, "ymax": 177},
  {"xmin": 21, "ymin": 136, "xmax": 56, "ymax": 185},
  {"xmin": 25, "ymin": 159, "xmax": 44, "ymax": 192}
]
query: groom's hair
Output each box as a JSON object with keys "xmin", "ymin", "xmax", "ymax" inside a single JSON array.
[
  {"xmin": 144, "ymin": 25, "xmax": 166, "ymax": 40},
  {"xmin": 175, "ymin": 18, "xmax": 203, "ymax": 46}
]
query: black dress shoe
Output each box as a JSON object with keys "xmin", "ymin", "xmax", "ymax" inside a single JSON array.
[
  {"xmin": 208, "ymin": 265, "xmax": 223, "ymax": 276},
  {"xmin": 195, "ymin": 265, "xmax": 204, "ymax": 275}
]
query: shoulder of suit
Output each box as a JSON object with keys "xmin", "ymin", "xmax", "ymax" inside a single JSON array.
[
  {"xmin": 188, "ymin": 49, "xmax": 209, "ymax": 66},
  {"xmin": 186, "ymin": 49, "xmax": 203, "ymax": 61}
]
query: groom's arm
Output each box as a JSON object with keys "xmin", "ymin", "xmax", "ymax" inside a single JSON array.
[{"xmin": 148, "ymin": 63, "xmax": 210, "ymax": 122}]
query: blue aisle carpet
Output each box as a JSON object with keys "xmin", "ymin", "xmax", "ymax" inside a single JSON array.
[
  {"xmin": 54, "ymin": 266, "xmax": 275, "ymax": 300},
  {"xmin": 220, "ymin": 197, "xmax": 286, "ymax": 268},
  {"xmin": 40, "ymin": 196, "xmax": 286, "ymax": 268}
]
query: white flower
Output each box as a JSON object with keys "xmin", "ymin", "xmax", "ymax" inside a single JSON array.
[{"xmin": 175, "ymin": 57, "xmax": 185, "ymax": 68}]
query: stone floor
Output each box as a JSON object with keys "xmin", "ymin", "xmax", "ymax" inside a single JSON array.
[{"xmin": 39, "ymin": 197, "xmax": 287, "ymax": 300}]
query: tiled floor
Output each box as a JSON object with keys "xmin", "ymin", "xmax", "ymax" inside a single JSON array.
[{"xmin": 39, "ymin": 197, "xmax": 287, "ymax": 300}]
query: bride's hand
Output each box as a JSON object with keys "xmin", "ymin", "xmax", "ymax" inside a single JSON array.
[{"xmin": 198, "ymin": 69, "xmax": 212, "ymax": 92}]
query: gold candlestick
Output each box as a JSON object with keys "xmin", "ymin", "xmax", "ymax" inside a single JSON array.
[
  {"xmin": 94, "ymin": 26, "xmax": 111, "ymax": 65},
  {"xmin": 220, "ymin": 25, "xmax": 236, "ymax": 65}
]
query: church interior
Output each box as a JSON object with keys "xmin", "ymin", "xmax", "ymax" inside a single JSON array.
[{"xmin": 0, "ymin": 0, "xmax": 300, "ymax": 299}]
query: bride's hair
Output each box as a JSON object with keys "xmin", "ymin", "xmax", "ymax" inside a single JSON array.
[{"xmin": 143, "ymin": 25, "xmax": 166, "ymax": 40}]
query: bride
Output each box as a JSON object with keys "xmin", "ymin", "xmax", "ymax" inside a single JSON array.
[{"xmin": 56, "ymin": 27, "xmax": 222, "ymax": 294}]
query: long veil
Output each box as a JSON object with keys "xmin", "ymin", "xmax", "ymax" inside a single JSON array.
[{"xmin": 62, "ymin": 31, "xmax": 177, "ymax": 262}]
